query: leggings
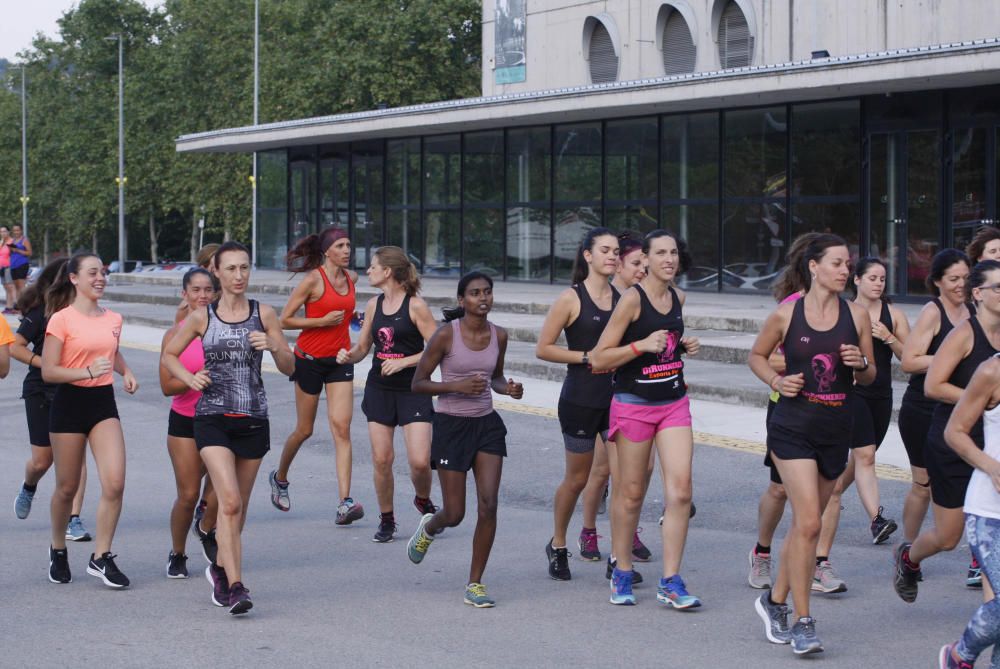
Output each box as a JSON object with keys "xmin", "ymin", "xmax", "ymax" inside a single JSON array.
[{"xmin": 957, "ymin": 514, "xmax": 1000, "ymax": 667}]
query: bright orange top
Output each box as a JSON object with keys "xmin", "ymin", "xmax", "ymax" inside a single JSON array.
[
  {"xmin": 296, "ymin": 269, "xmax": 354, "ymax": 359},
  {"xmin": 46, "ymin": 306, "xmax": 122, "ymax": 387},
  {"xmin": 0, "ymin": 317, "xmax": 14, "ymax": 346}
]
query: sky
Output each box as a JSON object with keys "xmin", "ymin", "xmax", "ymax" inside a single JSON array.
[{"xmin": 0, "ymin": 1, "xmax": 162, "ymax": 62}]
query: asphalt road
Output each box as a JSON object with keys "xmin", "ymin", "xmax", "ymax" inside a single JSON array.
[{"xmin": 0, "ymin": 345, "xmax": 983, "ymax": 668}]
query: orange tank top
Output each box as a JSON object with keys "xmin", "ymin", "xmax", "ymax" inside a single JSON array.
[{"xmin": 296, "ymin": 268, "xmax": 354, "ymax": 359}]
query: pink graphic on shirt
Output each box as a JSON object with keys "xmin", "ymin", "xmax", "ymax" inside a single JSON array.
[
  {"xmin": 377, "ymin": 327, "xmax": 395, "ymax": 353},
  {"xmin": 657, "ymin": 331, "xmax": 679, "ymax": 364},
  {"xmin": 811, "ymin": 353, "xmax": 837, "ymax": 393}
]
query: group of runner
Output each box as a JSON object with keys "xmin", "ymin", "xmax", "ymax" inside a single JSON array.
[{"xmin": 4, "ymin": 224, "xmax": 1000, "ymax": 664}]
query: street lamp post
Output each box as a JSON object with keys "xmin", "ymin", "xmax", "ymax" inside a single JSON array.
[
  {"xmin": 18, "ymin": 65, "xmax": 29, "ymax": 240},
  {"xmin": 251, "ymin": 0, "xmax": 259, "ymax": 267},
  {"xmin": 106, "ymin": 34, "xmax": 126, "ymax": 268}
]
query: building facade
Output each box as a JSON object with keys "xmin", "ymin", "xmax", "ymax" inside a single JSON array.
[{"xmin": 178, "ymin": 1, "xmax": 1000, "ymax": 297}]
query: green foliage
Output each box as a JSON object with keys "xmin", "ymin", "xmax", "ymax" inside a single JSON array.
[{"xmin": 0, "ymin": 0, "xmax": 481, "ymax": 261}]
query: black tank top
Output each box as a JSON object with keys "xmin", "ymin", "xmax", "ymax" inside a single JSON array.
[
  {"xmin": 905, "ymin": 299, "xmax": 974, "ymax": 400},
  {"xmin": 561, "ymin": 283, "xmax": 620, "ymax": 408},
  {"xmin": 771, "ymin": 297, "xmax": 857, "ymax": 439},
  {"xmin": 367, "ymin": 294, "xmax": 424, "ymax": 391},
  {"xmin": 613, "ymin": 285, "xmax": 686, "ymax": 402},
  {"xmin": 856, "ymin": 301, "xmax": 894, "ymax": 400},
  {"xmin": 929, "ymin": 315, "xmax": 998, "ymax": 449}
]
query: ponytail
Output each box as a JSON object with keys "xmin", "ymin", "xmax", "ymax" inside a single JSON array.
[
  {"xmin": 46, "ymin": 253, "xmax": 99, "ymax": 317},
  {"xmin": 286, "ymin": 226, "xmax": 349, "ymax": 273}
]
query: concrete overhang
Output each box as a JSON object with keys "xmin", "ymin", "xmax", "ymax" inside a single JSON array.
[{"xmin": 176, "ymin": 38, "xmax": 1000, "ymax": 154}]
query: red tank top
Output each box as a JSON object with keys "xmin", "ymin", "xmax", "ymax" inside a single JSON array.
[{"xmin": 296, "ymin": 269, "xmax": 354, "ymax": 359}]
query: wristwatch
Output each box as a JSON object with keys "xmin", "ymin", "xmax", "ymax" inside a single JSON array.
[
  {"xmin": 581, "ymin": 351, "xmax": 589, "ymax": 366},
  {"xmin": 858, "ymin": 355, "xmax": 869, "ymax": 372}
]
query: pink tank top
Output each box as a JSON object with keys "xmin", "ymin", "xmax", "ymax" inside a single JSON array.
[
  {"xmin": 436, "ymin": 319, "xmax": 499, "ymax": 418},
  {"xmin": 171, "ymin": 326, "xmax": 204, "ymax": 418}
]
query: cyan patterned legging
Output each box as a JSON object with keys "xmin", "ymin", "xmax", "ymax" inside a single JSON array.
[{"xmin": 958, "ymin": 514, "xmax": 1000, "ymax": 667}]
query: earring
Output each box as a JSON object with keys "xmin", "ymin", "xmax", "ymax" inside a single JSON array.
[{"xmin": 810, "ymin": 273, "xmax": 817, "ymax": 280}]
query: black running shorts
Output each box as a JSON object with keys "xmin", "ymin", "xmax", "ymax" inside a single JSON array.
[
  {"xmin": 168, "ymin": 409, "xmax": 195, "ymax": 439},
  {"xmin": 10, "ymin": 264, "xmax": 29, "ymax": 281},
  {"xmin": 898, "ymin": 391, "xmax": 933, "ymax": 470},
  {"xmin": 291, "ymin": 353, "xmax": 353, "ymax": 395},
  {"xmin": 851, "ymin": 395, "xmax": 893, "ymax": 450},
  {"xmin": 430, "ymin": 411, "xmax": 507, "ymax": 472},
  {"xmin": 925, "ymin": 428, "xmax": 974, "ymax": 510},
  {"xmin": 766, "ymin": 422, "xmax": 849, "ymax": 482},
  {"xmin": 558, "ymin": 398, "xmax": 609, "ymax": 452},
  {"xmin": 50, "ymin": 384, "xmax": 119, "ymax": 435},
  {"xmin": 194, "ymin": 414, "xmax": 270, "ymax": 459},
  {"xmin": 764, "ymin": 398, "xmax": 782, "ymax": 485},
  {"xmin": 24, "ymin": 392, "xmax": 51, "ymax": 446},
  {"xmin": 361, "ymin": 384, "xmax": 433, "ymax": 427}
]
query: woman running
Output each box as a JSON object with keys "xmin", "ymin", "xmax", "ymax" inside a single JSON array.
[
  {"xmin": 749, "ymin": 234, "xmax": 875, "ymax": 655},
  {"xmin": 8, "ymin": 223, "xmax": 32, "ymax": 302},
  {"xmin": 41, "ymin": 253, "xmax": 138, "ymax": 588},
  {"xmin": 162, "ymin": 241, "xmax": 295, "ymax": 614},
  {"xmin": 159, "ymin": 268, "xmax": 218, "ymax": 578},
  {"xmin": 406, "ymin": 272, "xmax": 523, "ymax": 608},
  {"xmin": 899, "ymin": 250, "xmax": 973, "ymax": 562},
  {"xmin": 536, "ymin": 228, "xmax": 622, "ymax": 581},
  {"xmin": 591, "ymin": 229, "xmax": 701, "ymax": 609},
  {"xmin": 271, "ymin": 227, "xmax": 363, "ymax": 524},
  {"xmin": 894, "ymin": 260, "xmax": 1000, "ymax": 604},
  {"xmin": 940, "ymin": 354, "xmax": 1000, "ymax": 669},
  {"xmin": 335, "ymin": 246, "xmax": 439, "ymax": 543},
  {"xmin": 11, "ymin": 259, "xmax": 92, "ymax": 541}
]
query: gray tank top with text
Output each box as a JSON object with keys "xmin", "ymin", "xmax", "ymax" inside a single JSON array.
[{"xmin": 196, "ymin": 300, "xmax": 268, "ymax": 418}]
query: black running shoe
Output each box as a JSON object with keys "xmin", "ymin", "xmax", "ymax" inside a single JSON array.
[
  {"xmin": 372, "ymin": 516, "xmax": 397, "ymax": 543},
  {"xmin": 48, "ymin": 546, "xmax": 71, "ymax": 584},
  {"xmin": 893, "ymin": 543, "xmax": 920, "ymax": 603},
  {"xmin": 605, "ymin": 557, "xmax": 643, "ymax": 585},
  {"xmin": 228, "ymin": 581, "xmax": 253, "ymax": 615},
  {"xmin": 206, "ymin": 562, "xmax": 229, "ymax": 607},
  {"xmin": 870, "ymin": 507, "xmax": 898, "ymax": 545},
  {"xmin": 87, "ymin": 552, "xmax": 130, "ymax": 589},
  {"xmin": 414, "ymin": 496, "xmax": 438, "ymax": 515},
  {"xmin": 546, "ymin": 539, "xmax": 572, "ymax": 581},
  {"xmin": 194, "ymin": 522, "xmax": 218, "ymax": 565},
  {"xmin": 166, "ymin": 551, "xmax": 189, "ymax": 579}
]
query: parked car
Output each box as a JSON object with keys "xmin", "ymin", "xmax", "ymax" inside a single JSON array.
[{"xmin": 106, "ymin": 260, "xmax": 145, "ymax": 274}]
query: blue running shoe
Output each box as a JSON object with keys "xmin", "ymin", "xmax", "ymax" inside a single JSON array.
[
  {"xmin": 609, "ymin": 567, "xmax": 636, "ymax": 605},
  {"xmin": 15, "ymin": 484, "xmax": 35, "ymax": 519},
  {"xmin": 407, "ymin": 513, "xmax": 435, "ymax": 564},
  {"xmin": 656, "ymin": 574, "xmax": 701, "ymax": 609},
  {"xmin": 463, "ymin": 582, "xmax": 496, "ymax": 608}
]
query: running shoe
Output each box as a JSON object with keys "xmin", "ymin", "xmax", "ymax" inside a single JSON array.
[
  {"xmin": 87, "ymin": 552, "xmax": 130, "ymax": 589},
  {"xmin": 631, "ymin": 528, "xmax": 652, "ymax": 562},
  {"xmin": 66, "ymin": 516, "xmax": 92, "ymax": 542},
  {"xmin": 335, "ymin": 497, "xmax": 365, "ymax": 525},
  {"xmin": 193, "ymin": 498, "xmax": 207, "ymax": 525},
  {"xmin": 812, "ymin": 560, "xmax": 847, "ymax": 593},
  {"xmin": 268, "ymin": 469, "xmax": 290, "ymax": 512},
  {"xmin": 658, "ymin": 502, "xmax": 697, "ymax": 525},
  {"xmin": 228, "ymin": 581, "xmax": 253, "ymax": 615},
  {"xmin": 938, "ymin": 642, "xmax": 974, "ymax": 669},
  {"xmin": 407, "ymin": 513, "xmax": 435, "ymax": 564},
  {"xmin": 893, "ymin": 542, "xmax": 920, "ymax": 603},
  {"xmin": 48, "ymin": 546, "xmax": 71, "ymax": 584},
  {"xmin": 206, "ymin": 563, "xmax": 229, "ymax": 607},
  {"xmin": 597, "ymin": 483, "xmax": 609, "ymax": 515},
  {"xmin": 372, "ymin": 516, "xmax": 397, "ymax": 543},
  {"xmin": 546, "ymin": 539, "xmax": 572, "ymax": 581},
  {"xmin": 870, "ymin": 507, "xmax": 898, "ymax": 545},
  {"xmin": 413, "ymin": 496, "xmax": 438, "ymax": 515},
  {"xmin": 166, "ymin": 551, "xmax": 189, "ymax": 579},
  {"xmin": 605, "ymin": 557, "xmax": 643, "ymax": 584},
  {"xmin": 14, "ymin": 484, "xmax": 34, "ymax": 519},
  {"xmin": 464, "ymin": 582, "xmax": 496, "ymax": 608},
  {"xmin": 577, "ymin": 528, "xmax": 601, "ymax": 562},
  {"xmin": 748, "ymin": 547, "xmax": 772, "ymax": 589},
  {"xmin": 656, "ymin": 574, "xmax": 701, "ymax": 609},
  {"xmin": 790, "ymin": 616, "xmax": 823, "ymax": 655},
  {"xmin": 609, "ymin": 567, "xmax": 636, "ymax": 605},
  {"xmin": 967, "ymin": 556, "xmax": 983, "ymax": 588},
  {"xmin": 193, "ymin": 522, "xmax": 218, "ymax": 564},
  {"xmin": 754, "ymin": 590, "xmax": 791, "ymax": 644}
]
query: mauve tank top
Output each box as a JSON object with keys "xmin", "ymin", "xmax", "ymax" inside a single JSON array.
[{"xmin": 435, "ymin": 319, "xmax": 499, "ymax": 418}]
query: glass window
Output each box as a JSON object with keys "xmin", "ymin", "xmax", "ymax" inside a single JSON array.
[
  {"xmin": 724, "ymin": 107, "xmax": 787, "ymax": 198},
  {"xmin": 464, "ymin": 208, "xmax": 504, "ymax": 277},
  {"xmin": 507, "ymin": 206, "xmax": 551, "ymax": 281},
  {"xmin": 606, "ymin": 117, "xmax": 657, "ymax": 202},
  {"xmin": 387, "ymin": 138, "xmax": 421, "ymax": 207},
  {"xmin": 791, "ymin": 101, "xmax": 860, "ymax": 198},
  {"xmin": 606, "ymin": 206, "xmax": 659, "ymax": 236},
  {"xmin": 352, "ymin": 143, "xmax": 384, "ymax": 269},
  {"xmin": 424, "ymin": 135, "xmax": 461, "ymax": 206},
  {"xmin": 554, "ymin": 206, "xmax": 601, "ymax": 281},
  {"xmin": 662, "ymin": 112, "xmax": 719, "ymax": 201},
  {"xmin": 289, "ymin": 150, "xmax": 316, "ymax": 246},
  {"xmin": 555, "ymin": 123, "xmax": 602, "ymax": 202},
  {"xmin": 388, "ymin": 210, "xmax": 422, "ymax": 269},
  {"xmin": 319, "ymin": 145, "xmax": 349, "ymax": 228},
  {"xmin": 424, "ymin": 210, "xmax": 460, "ymax": 277},
  {"xmin": 507, "ymin": 127, "xmax": 551, "ymax": 204},
  {"xmin": 257, "ymin": 150, "xmax": 288, "ymax": 269},
  {"xmin": 464, "ymin": 131, "xmax": 504, "ymax": 204},
  {"xmin": 722, "ymin": 201, "xmax": 785, "ymax": 291},
  {"xmin": 661, "ymin": 204, "xmax": 719, "ymax": 290},
  {"xmin": 952, "ymin": 127, "xmax": 988, "ymax": 227},
  {"xmin": 790, "ymin": 202, "xmax": 861, "ymax": 256}
]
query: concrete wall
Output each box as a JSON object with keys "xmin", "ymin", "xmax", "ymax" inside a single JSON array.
[{"xmin": 482, "ymin": 0, "xmax": 1000, "ymax": 96}]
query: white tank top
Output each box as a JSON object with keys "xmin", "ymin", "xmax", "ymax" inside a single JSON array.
[{"xmin": 965, "ymin": 367, "xmax": 1000, "ymax": 520}]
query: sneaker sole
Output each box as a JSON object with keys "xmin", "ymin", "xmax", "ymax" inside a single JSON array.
[
  {"xmin": 747, "ymin": 549, "xmax": 772, "ymax": 589},
  {"xmin": 578, "ymin": 552, "xmax": 602, "ymax": 562},
  {"xmin": 166, "ymin": 561, "xmax": 189, "ymax": 579},
  {"xmin": 792, "ymin": 643, "xmax": 824, "ymax": 655},
  {"xmin": 811, "ymin": 581, "xmax": 847, "ymax": 594},
  {"xmin": 66, "ymin": 534, "xmax": 92, "ymax": 542},
  {"xmin": 872, "ymin": 520, "xmax": 898, "ymax": 545},
  {"xmin": 229, "ymin": 599, "xmax": 253, "ymax": 615},
  {"xmin": 656, "ymin": 593, "xmax": 701, "ymax": 609},
  {"xmin": 754, "ymin": 596, "xmax": 790, "ymax": 644},
  {"xmin": 372, "ymin": 536, "xmax": 396, "ymax": 543},
  {"xmin": 335, "ymin": 509, "xmax": 365, "ymax": 525},
  {"xmin": 631, "ymin": 552, "xmax": 652, "ymax": 563},
  {"xmin": 463, "ymin": 598, "xmax": 496, "ymax": 608},
  {"xmin": 966, "ymin": 577, "xmax": 983, "ymax": 588},
  {"xmin": 609, "ymin": 595, "xmax": 636, "ymax": 605},
  {"xmin": 86, "ymin": 566, "xmax": 129, "ymax": 589}
]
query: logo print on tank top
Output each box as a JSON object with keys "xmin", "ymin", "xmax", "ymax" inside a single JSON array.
[
  {"xmin": 811, "ymin": 353, "xmax": 837, "ymax": 392},
  {"xmin": 377, "ymin": 327, "xmax": 395, "ymax": 353},
  {"xmin": 657, "ymin": 331, "xmax": 679, "ymax": 364}
]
